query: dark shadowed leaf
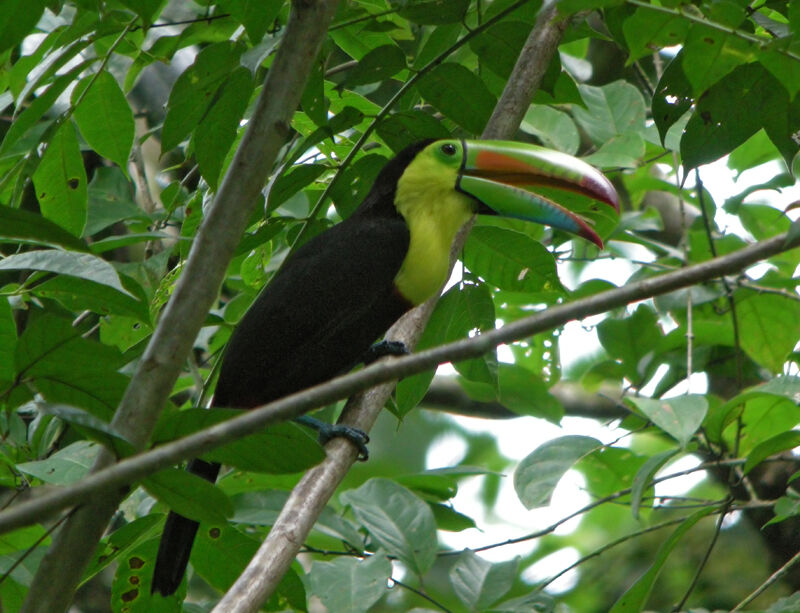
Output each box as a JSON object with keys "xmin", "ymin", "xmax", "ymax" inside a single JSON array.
[
  {"xmin": 416, "ymin": 63, "xmax": 496, "ymax": 134},
  {"xmin": 514, "ymin": 435, "xmax": 600, "ymax": 509}
]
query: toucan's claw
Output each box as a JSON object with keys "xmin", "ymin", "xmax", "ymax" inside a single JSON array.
[
  {"xmin": 295, "ymin": 415, "xmax": 370, "ymax": 461},
  {"xmin": 363, "ymin": 339, "xmax": 409, "ymax": 365}
]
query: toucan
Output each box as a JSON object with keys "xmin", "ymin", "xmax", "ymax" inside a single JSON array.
[{"xmin": 151, "ymin": 139, "xmax": 618, "ymax": 596}]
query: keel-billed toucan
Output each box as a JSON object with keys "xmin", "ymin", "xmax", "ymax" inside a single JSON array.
[{"xmin": 151, "ymin": 139, "xmax": 618, "ymax": 596}]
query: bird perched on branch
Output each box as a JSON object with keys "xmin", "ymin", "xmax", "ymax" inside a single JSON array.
[{"xmin": 151, "ymin": 139, "xmax": 618, "ymax": 596}]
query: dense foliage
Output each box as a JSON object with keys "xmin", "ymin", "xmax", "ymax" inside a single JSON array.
[{"xmin": 1, "ymin": 0, "xmax": 800, "ymax": 611}]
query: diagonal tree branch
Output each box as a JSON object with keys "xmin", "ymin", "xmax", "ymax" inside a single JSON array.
[
  {"xmin": 18, "ymin": 2, "xmax": 341, "ymax": 611},
  {"xmin": 0, "ymin": 232, "xmax": 796, "ymax": 539}
]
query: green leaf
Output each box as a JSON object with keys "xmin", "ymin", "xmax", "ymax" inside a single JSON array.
[
  {"xmin": 582, "ymin": 132, "xmax": 645, "ymax": 169},
  {"xmin": 652, "ymin": 51, "xmax": 693, "ymax": 144},
  {"xmin": 145, "ymin": 468, "xmax": 233, "ymax": 525},
  {"xmin": 191, "ymin": 523, "xmax": 262, "ymax": 593},
  {"xmin": 38, "ymin": 403, "xmax": 134, "ymax": 457},
  {"xmin": 154, "ymin": 409, "xmax": 325, "ymax": 474},
  {"xmin": 514, "ymin": 435, "xmax": 601, "ymax": 509},
  {"xmin": 35, "ymin": 274, "xmax": 149, "ymax": 321},
  {"xmin": 161, "ymin": 41, "xmax": 244, "ymax": 152},
  {"xmin": 464, "ymin": 226, "xmax": 559, "ymax": 293},
  {"xmin": 396, "ymin": 284, "xmax": 496, "ymax": 416},
  {"xmin": 267, "ymin": 164, "xmax": 327, "ymax": 212},
  {"xmin": 521, "ymin": 105, "xmax": 579, "ymax": 154},
  {"xmin": 342, "ymin": 44, "xmax": 406, "ymax": 87},
  {"xmin": 628, "ymin": 395, "xmax": 708, "ymax": 448},
  {"xmin": 0, "ymin": 249, "xmax": 133, "ymax": 296},
  {"xmin": 759, "ymin": 42, "xmax": 800, "ymax": 100},
  {"xmin": 0, "ymin": 0, "xmax": 44, "ymax": 54},
  {"xmin": 745, "ymin": 431, "xmax": 800, "ymax": 475},
  {"xmin": 85, "ymin": 167, "xmax": 146, "ymax": 236},
  {"xmin": 377, "ymin": 110, "xmax": 450, "ymax": 153},
  {"xmin": 219, "ymin": 0, "xmax": 282, "ymax": 43},
  {"xmin": 431, "ymin": 503, "xmax": 477, "ymax": 532},
  {"xmin": 341, "ymin": 478, "xmax": 437, "ymax": 575},
  {"xmin": 195, "ymin": 65, "xmax": 253, "ymax": 190},
  {"xmin": 766, "ymin": 493, "xmax": 800, "ymax": 527},
  {"xmin": 469, "ymin": 21, "xmax": 530, "ymax": 78},
  {"xmin": 578, "ymin": 446, "xmax": 646, "ymax": 499},
  {"xmin": 631, "ymin": 450, "xmax": 679, "ymax": 519},
  {"xmin": 610, "ymin": 506, "xmax": 717, "ymax": 612},
  {"xmin": 117, "ymin": 0, "xmax": 166, "ymax": 26},
  {"xmin": 416, "ymin": 63, "xmax": 496, "ymax": 134},
  {"xmin": 497, "ymin": 363, "xmax": 562, "ymax": 422},
  {"xmin": 449, "ymin": 550, "xmax": 517, "ymax": 610},
  {"xmin": 0, "ymin": 525, "xmax": 49, "ymax": 555},
  {"xmin": 84, "ymin": 515, "xmax": 161, "ymax": 581},
  {"xmin": 681, "ymin": 21, "xmax": 753, "ymax": 95},
  {"xmin": 1, "ymin": 63, "xmax": 87, "ymax": 156},
  {"xmin": 622, "ymin": 8, "xmax": 688, "ymax": 62},
  {"xmin": 72, "ymin": 72, "xmax": 135, "ymax": 172},
  {"xmin": 573, "ymin": 81, "xmax": 647, "ymax": 145},
  {"xmin": 597, "ymin": 305, "xmax": 661, "ymax": 383},
  {"xmin": 736, "ymin": 289, "xmax": 800, "ymax": 373},
  {"xmin": 0, "ymin": 204, "xmax": 89, "ymax": 251},
  {"xmin": 14, "ymin": 314, "xmax": 128, "ymax": 418},
  {"xmin": 557, "ymin": 0, "xmax": 623, "ymax": 13},
  {"xmin": 681, "ymin": 64, "xmax": 785, "ymax": 169},
  {"xmin": 0, "ymin": 298, "xmax": 15, "ymax": 384},
  {"xmin": 309, "ymin": 554, "xmax": 392, "ymax": 613},
  {"xmin": 32, "ymin": 121, "xmax": 88, "ymax": 236},
  {"xmin": 17, "ymin": 440, "xmax": 100, "ymax": 485},
  {"xmin": 391, "ymin": 0, "xmax": 469, "ymax": 24}
]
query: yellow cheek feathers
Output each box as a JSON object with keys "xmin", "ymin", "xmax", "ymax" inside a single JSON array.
[{"xmin": 392, "ymin": 152, "xmax": 476, "ymax": 306}]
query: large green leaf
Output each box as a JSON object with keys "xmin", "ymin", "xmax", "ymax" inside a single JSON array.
[
  {"xmin": 0, "ymin": 205, "xmax": 89, "ymax": 251},
  {"xmin": 309, "ymin": 554, "xmax": 392, "ymax": 613},
  {"xmin": 736, "ymin": 289, "xmax": 800, "ymax": 373},
  {"xmin": 391, "ymin": 0, "xmax": 469, "ymax": 24},
  {"xmin": 628, "ymin": 395, "xmax": 708, "ymax": 448},
  {"xmin": 449, "ymin": 550, "xmax": 517, "ymax": 610},
  {"xmin": 17, "ymin": 440, "xmax": 99, "ymax": 485},
  {"xmin": 195, "ymin": 65, "xmax": 253, "ymax": 190},
  {"xmin": 572, "ymin": 81, "xmax": 647, "ymax": 145},
  {"xmin": 681, "ymin": 64, "xmax": 785, "ymax": 169},
  {"xmin": 341, "ymin": 478, "xmax": 437, "ymax": 575},
  {"xmin": 0, "ymin": 298, "xmax": 15, "ymax": 384},
  {"xmin": 597, "ymin": 304, "xmax": 661, "ymax": 383},
  {"xmin": 514, "ymin": 435, "xmax": 601, "ymax": 509},
  {"xmin": 0, "ymin": 0, "xmax": 44, "ymax": 54},
  {"xmin": 652, "ymin": 51, "xmax": 693, "ymax": 144},
  {"xmin": 161, "ymin": 41, "xmax": 244, "ymax": 152},
  {"xmin": 72, "ymin": 72, "xmax": 135, "ymax": 172},
  {"xmin": 342, "ymin": 44, "xmax": 406, "ymax": 87},
  {"xmin": 0, "ymin": 249, "xmax": 133, "ymax": 296},
  {"xmin": 416, "ymin": 63, "xmax": 496, "ymax": 134},
  {"xmin": 145, "ymin": 468, "xmax": 233, "ymax": 525},
  {"xmin": 32, "ymin": 121, "xmax": 88, "ymax": 236},
  {"xmin": 395, "ymin": 284, "xmax": 496, "ymax": 417},
  {"xmin": 681, "ymin": 18, "xmax": 753, "ymax": 95},
  {"xmin": 154, "ymin": 408, "xmax": 325, "ymax": 474},
  {"xmin": 464, "ymin": 226, "xmax": 559, "ymax": 293},
  {"xmin": 218, "ymin": 0, "xmax": 283, "ymax": 43}
]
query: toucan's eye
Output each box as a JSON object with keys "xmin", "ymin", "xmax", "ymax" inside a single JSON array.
[{"xmin": 440, "ymin": 143, "xmax": 457, "ymax": 156}]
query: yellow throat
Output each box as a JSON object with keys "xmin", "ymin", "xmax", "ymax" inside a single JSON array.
[{"xmin": 392, "ymin": 151, "xmax": 475, "ymax": 305}]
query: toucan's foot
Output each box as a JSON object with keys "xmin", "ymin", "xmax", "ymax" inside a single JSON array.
[
  {"xmin": 295, "ymin": 416, "xmax": 370, "ymax": 461},
  {"xmin": 363, "ymin": 340, "xmax": 409, "ymax": 365}
]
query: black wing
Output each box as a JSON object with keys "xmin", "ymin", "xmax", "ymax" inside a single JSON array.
[{"xmin": 213, "ymin": 213, "xmax": 411, "ymax": 408}]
